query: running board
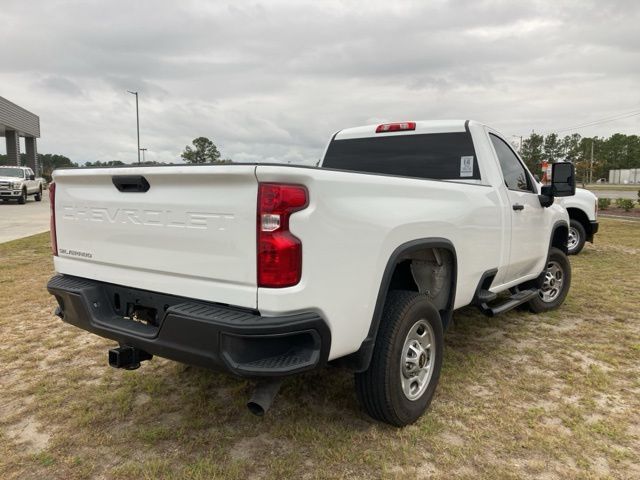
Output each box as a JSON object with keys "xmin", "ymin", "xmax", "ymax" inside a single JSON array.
[
  {"xmin": 475, "ymin": 289, "xmax": 497, "ymax": 304},
  {"xmin": 478, "ymin": 289, "xmax": 538, "ymax": 317}
]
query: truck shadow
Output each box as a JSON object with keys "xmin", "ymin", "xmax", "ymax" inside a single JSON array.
[{"xmin": 164, "ymin": 304, "xmax": 521, "ymax": 430}]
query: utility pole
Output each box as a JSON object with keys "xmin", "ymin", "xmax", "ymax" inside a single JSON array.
[
  {"xmin": 140, "ymin": 148, "xmax": 147, "ymax": 163},
  {"xmin": 589, "ymin": 139, "xmax": 594, "ymax": 185},
  {"xmin": 511, "ymin": 135, "xmax": 523, "ymax": 152},
  {"xmin": 127, "ymin": 91, "xmax": 141, "ymax": 164}
]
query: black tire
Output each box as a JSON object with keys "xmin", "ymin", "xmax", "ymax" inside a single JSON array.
[
  {"xmin": 18, "ymin": 189, "xmax": 27, "ymax": 204},
  {"xmin": 527, "ymin": 247, "xmax": 571, "ymax": 313},
  {"xmin": 567, "ymin": 219, "xmax": 586, "ymax": 255},
  {"xmin": 355, "ymin": 290, "xmax": 444, "ymax": 427},
  {"xmin": 35, "ymin": 187, "xmax": 42, "ymax": 202}
]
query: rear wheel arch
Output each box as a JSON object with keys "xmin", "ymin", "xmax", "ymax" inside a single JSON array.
[{"xmin": 343, "ymin": 238, "xmax": 457, "ymax": 372}]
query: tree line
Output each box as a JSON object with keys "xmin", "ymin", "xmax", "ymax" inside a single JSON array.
[
  {"xmin": 4, "ymin": 133, "xmax": 638, "ymax": 184},
  {"xmin": 519, "ymin": 132, "xmax": 640, "ymax": 182},
  {"xmin": 0, "ymin": 137, "xmax": 230, "ymax": 181},
  {"xmin": 0, "ymin": 153, "xmax": 77, "ymax": 181}
]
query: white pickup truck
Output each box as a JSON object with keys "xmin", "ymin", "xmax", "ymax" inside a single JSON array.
[
  {"xmin": 47, "ymin": 120, "xmax": 576, "ymax": 426},
  {"xmin": 0, "ymin": 166, "xmax": 44, "ymax": 204},
  {"xmin": 557, "ymin": 188, "xmax": 599, "ymax": 255}
]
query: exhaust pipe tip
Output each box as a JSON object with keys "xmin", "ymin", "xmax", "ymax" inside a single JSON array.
[
  {"xmin": 247, "ymin": 400, "xmax": 267, "ymax": 417},
  {"xmin": 247, "ymin": 379, "xmax": 283, "ymax": 417}
]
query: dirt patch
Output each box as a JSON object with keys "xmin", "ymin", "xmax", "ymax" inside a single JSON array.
[
  {"xmin": 568, "ymin": 351, "xmax": 613, "ymax": 371},
  {"xmin": 540, "ymin": 416, "xmax": 572, "ymax": 437},
  {"xmin": 230, "ymin": 432, "xmax": 293, "ymax": 462},
  {"xmin": 417, "ymin": 461, "xmax": 438, "ymax": 479},
  {"xmin": 538, "ymin": 315, "xmax": 585, "ymax": 333},
  {"xmin": 466, "ymin": 384, "xmax": 493, "ymax": 398},
  {"xmin": 134, "ymin": 393, "xmax": 151, "ymax": 407},
  {"xmin": 4, "ymin": 417, "xmax": 51, "ymax": 454},
  {"xmin": 439, "ymin": 432, "xmax": 465, "ymax": 447}
]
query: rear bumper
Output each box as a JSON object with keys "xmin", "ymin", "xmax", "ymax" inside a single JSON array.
[{"xmin": 47, "ymin": 274, "xmax": 330, "ymax": 377}]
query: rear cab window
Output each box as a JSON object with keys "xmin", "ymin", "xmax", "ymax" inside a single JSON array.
[{"xmin": 322, "ymin": 132, "xmax": 481, "ymax": 182}]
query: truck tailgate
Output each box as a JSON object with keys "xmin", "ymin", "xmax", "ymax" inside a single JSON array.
[{"xmin": 52, "ymin": 165, "xmax": 258, "ymax": 309}]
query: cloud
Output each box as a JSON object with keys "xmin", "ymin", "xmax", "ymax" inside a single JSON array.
[
  {"xmin": 35, "ymin": 75, "xmax": 84, "ymax": 96},
  {"xmin": 0, "ymin": 0, "xmax": 638, "ymax": 164}
]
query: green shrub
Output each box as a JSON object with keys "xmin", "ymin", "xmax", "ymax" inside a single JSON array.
[
  {"xmin": 598, "ymin": 198, "xmax": 611, "ymax": 210},
  {"xmin": 615, "ymin": 198, "xmax": 635, "ymax": 212}
]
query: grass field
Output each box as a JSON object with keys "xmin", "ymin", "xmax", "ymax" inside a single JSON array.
[{"xmin": 1, "ymin": 218, "xmax": 639, "ymax": 479}]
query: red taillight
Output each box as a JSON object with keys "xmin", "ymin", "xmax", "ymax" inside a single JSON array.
[
  {"xmin": 375, "ymin": 122, "xmax": 416, "ymax": 133},
  {"xmin": 49, "ymin": 182, "xmax": 58, "ymax": 256},
  {"xmin": 257, "ymin": 183, "xmax": 308, "ymax": 288}
]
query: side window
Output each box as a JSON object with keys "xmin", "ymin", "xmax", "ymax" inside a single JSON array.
[{"xmin": 490, "ymin": 134, "xmax": 533, "ymax": 192}]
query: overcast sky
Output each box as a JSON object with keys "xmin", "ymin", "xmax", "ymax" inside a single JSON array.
[{"xmin": 1, "ymin": 0, "xmax": 639, "ymax": 164}]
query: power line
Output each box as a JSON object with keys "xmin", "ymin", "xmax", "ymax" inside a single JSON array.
[
  {"xmin": 553, "ymin": 111, "xmax": 640, "ymax": 134},
  {"xmin": 545, "ymin": 108, "xmax": 640, "ymax": 135}
]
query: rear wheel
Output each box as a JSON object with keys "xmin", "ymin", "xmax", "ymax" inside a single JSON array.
[
  {"xmin": 17, "ymin": 189, "xmax": 27, "ymax": 204},
  {"xmin": 567, "ymin": 219, "xmax": 586, "ymax": 255},
  {"xmin": 35, "ymin": 186, "xmax": 42, "ymax": 202},
  {"xmin": 355, "ymin": 290, "xmax": 443, "ymax": 426},
  {"xmin": 527, "ymin": 247, "xmax": 571, "ymax": 313}
]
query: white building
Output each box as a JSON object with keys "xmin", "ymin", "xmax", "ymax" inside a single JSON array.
[{"xmin": 609, "ymin": 168, "xmax": 640, "ymax": 184}]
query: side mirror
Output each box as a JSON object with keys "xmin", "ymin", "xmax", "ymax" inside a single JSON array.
[
  {"xmin": 550, "ymin": 162, "xmax": 575, "ymax": 197},
  {"xmin": 538, "ymin": 185, "xmax": 554, "ymax": 208},
  {"xmin": 29, "ymin": 174, "xmax": 36, "ymax": 180}
]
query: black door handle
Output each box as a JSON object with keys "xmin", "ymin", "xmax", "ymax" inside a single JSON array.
[
  {"xmin": 112, "ymin": 175, "xmax": 150, "ymax": 193},
  {"xmin": 512, "ymin": 203, "xmax": 524, "ymax": 211}
]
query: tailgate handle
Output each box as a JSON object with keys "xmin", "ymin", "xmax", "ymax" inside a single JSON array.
[{"xmin": 112, "ymin": 175, "xmax": 150, "ymax": 193}]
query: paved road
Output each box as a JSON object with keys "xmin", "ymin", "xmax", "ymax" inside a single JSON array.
[
  {"xmin": 0, "ymin": 192, "xmax": 51, "ymax": 243},
  {"xmin": 586, "ymin": 189, "xmax": 638, "ymax": 200}
]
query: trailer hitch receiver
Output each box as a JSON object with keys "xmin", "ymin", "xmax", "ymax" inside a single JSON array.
[{"xmin": 108, "ymin": 345, "xmax": 152, "ymax": 370}]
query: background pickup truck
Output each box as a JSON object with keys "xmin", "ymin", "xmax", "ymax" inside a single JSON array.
[
  {"xmin": 47, "ymin": 120, "xmax": 576, "ymax": 426},
  {"xmin": 557, "ymin": 188, "xmax": 599, "ymax": 255},
  {"xmin": 0, "ymin": 166, "xmax": 44, "ymax": 204}
]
